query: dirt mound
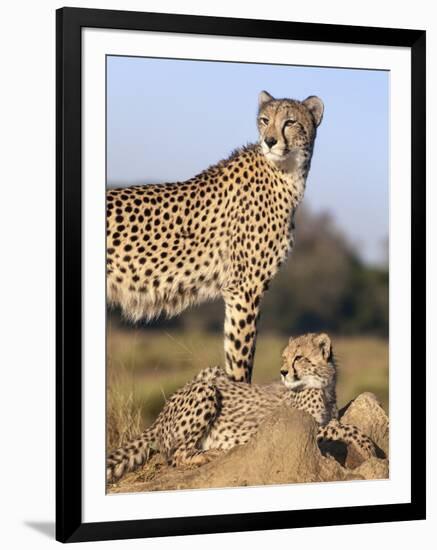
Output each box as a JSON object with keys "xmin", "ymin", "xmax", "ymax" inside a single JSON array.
[
  {"xmin": 340, "ymin": 392, "xmax": 389, "ymax": 455},
  {"xmin": 108, "ymin": 392, "xmax": 389, "ymax": 494}
]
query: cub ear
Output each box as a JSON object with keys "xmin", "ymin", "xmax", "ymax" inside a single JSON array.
[
  {"xmin": 315, "ymin": 333, "xmax": 332, "ymax": 360},
  {"xmin": 288, "ymin": 336, "xmax": 294, "ymax": 345},
  {"xmin": 259, "ymin": 90, "xmax": 274, "ymax": 108},
  {"xmin": 303, "ymin": 96, "xmax": 324, "ymax": 127}
]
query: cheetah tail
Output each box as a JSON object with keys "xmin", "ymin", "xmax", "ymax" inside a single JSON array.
[{"xmin": 106, "ymin": 426, "xmax": 157, "ymax": 483}]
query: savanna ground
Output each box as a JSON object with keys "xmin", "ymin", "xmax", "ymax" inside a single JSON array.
[{"xmin": 106, "ymin": 323, "xmax": 388, "ymax": 452}]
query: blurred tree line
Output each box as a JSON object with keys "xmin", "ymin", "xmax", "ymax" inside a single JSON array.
[{"xmin": 109, "ymin": 207, "xmax": 388, "ymax": 337}]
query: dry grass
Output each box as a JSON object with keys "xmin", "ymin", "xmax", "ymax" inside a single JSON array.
[
  {"xmin": 106, "ymin": 327, "xmax": 389, "ymax": 450},
  {"xmin": 106, "ymin": 360, "xmax": 144, "ymax": 450}
]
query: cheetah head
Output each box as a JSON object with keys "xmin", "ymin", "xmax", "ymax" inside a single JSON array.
[
  {"xmin": 280, "ymin": 332, "xmax": 335, "ymax": 391},
  {"xmin": 257, "ymin": 91, "xmax": 324, "ymax": 170}
]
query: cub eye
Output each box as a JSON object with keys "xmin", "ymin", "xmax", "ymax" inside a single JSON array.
[
  {"xmin": 259, "ymin": 117, "xmax": 269, "ymax": 125},
  {"xmin": 293, "ymin": 355, "xmax": 303, "ymax": 364},
  {"xmin": 284, "ymin": 119, "xmax": 296, "ymax": 127}
]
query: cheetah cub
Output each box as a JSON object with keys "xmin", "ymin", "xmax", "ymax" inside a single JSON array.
[
  {"xmin": 107, "ymin": 333, "xmax": 377, "ymax": 483},
  {"xmin": 107, "ymin": 92, "xmax": 324, "ymax": 382}
]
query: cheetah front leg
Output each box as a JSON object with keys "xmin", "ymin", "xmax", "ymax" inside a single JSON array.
[
  {"xmin": 317, "ymin": 420, "xmax": 377, "ymax": 460},
  {"xmin": 222, "ymin": 287, "xmax": 263, "ymax": 383},
  {"xmin": 170, "ymin": 447, "xmax": 222, "ymax": 468}
]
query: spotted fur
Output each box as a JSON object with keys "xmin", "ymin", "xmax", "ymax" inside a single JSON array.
[
  {"xmin": 281, "ymin": 333, "xmax": 377, "ymax": 458},
  {"xmin": 107, "ymin": 333, "xmax": 377, "ymax": 482},
  {"xmin": 106, "ymin": 92, "xmax": 324, "ymax": 382}
]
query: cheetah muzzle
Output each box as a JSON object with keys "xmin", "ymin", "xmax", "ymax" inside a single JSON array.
[{"xmin": 107, "ymin": 92, "xmax": 324, "ymax": 382}]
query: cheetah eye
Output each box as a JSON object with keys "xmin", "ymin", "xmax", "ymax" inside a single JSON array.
[
  {"xmin": 284, "ymin": 119, "xmax": 296, "ymax": 127},
  {"xmin": 259, "ymin": 117, "xmax": 269, "ymax": 125}
]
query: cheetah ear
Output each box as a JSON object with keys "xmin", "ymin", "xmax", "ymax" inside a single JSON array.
[
  {"xmin": 303, "ymin": 96, "xmax": 324, "ymax": 127},
  {"xmin": 259, "ymin": 90, "xmax": 274, "ymax": 108},
  {"xmin": 288, "ymin": 336, "xmax": 294, "ymax": 345},
  {"xmin": 315, "ymin": 333, "xmax": 332, "ymax": 361}
]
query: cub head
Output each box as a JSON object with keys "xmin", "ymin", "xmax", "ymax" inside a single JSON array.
[
  {"xmin": 280, "ymin": 332, "xmax": 335, "ymax": 391},
  {"xmin": 257, "ymin": 91, "xmax": 324, "ymax": 169}
]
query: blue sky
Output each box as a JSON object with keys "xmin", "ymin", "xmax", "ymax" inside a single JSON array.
[{"xmin": 107, "ymin": 56, "xmax": 388, "ymax": 265}]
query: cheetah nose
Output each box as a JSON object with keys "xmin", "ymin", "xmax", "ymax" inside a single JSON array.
[
  {"xmin": 265, "ymin": 137, "xmax": 277, "ymax": 148},
  {"xmin": 280, "ymin": 369, "xmax": 288, "ymax": 377}
]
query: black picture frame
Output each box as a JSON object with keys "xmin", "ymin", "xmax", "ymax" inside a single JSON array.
[{"xmin": 56, "ymin": 6, "xmax": 426, "ymax": 543}]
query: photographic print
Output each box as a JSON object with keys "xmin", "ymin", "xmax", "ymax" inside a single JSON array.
[
  {"xmin": 105, "ymin": 56, "xmax": 389, "ymax": 493},
  {"xmin": 56, "ymin": 7, "xmax": 425, "ymax": 542}
]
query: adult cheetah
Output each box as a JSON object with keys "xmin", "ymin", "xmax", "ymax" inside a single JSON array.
[
  {"xmin": 107, "ymin": 91, "xmax": 324, "ymax": 382},
  {"xmin": 107, "ymin": 333, "xmax": 377, "ymax": 482}
]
